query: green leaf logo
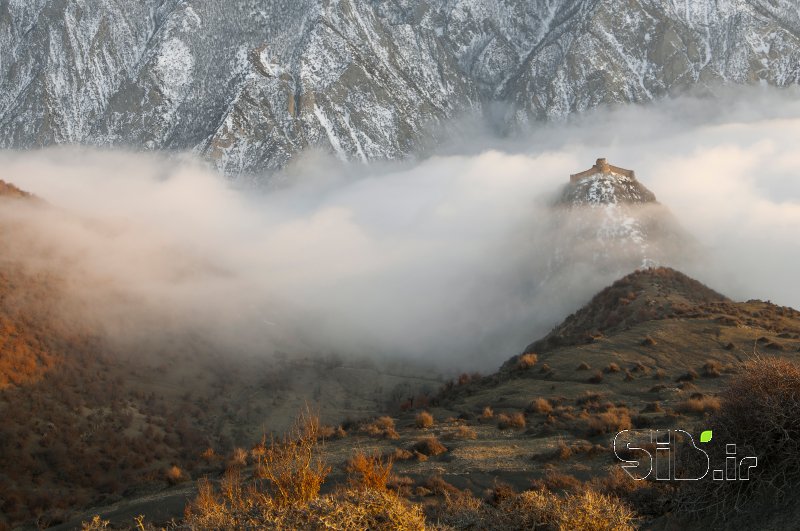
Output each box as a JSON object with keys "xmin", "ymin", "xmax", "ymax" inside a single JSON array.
[{"xmin": 700, "ymin": 430, "xmax": 713, "ymax": 443}]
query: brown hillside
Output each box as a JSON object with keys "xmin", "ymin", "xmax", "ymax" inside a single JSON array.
[
  {"xmin": 519, "ymin": 267, "xmax": 729, "ymax": 358},
  {"xmin": 0, "ymin": 179, "xmax": 31, "ymax": 199}
]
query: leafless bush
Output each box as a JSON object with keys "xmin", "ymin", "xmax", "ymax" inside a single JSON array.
[
  {"xmin": 345, "ymin": 450, "xmax": 393, "ymax": 491},
  {"xmin": 252, "ymin": 411, "xmax": 331, "ymax": 507},
  {"xmin": 678, "ymin": 357, "xmax": 800, "ymax": 520}
]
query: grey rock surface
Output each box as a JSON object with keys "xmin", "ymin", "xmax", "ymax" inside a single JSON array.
[{"xmin": 2, "ymin": 0, "xmax": 799, "ymax": 175}]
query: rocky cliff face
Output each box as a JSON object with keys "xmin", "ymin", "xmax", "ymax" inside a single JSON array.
[{"xmin": 2, "ymin": 0, "xmax": 799, "ymax": 176}]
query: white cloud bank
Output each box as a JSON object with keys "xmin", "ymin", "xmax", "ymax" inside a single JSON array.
[{"xmin": 1, "ymin": 86, "xmax": 799, "ymax": 370}]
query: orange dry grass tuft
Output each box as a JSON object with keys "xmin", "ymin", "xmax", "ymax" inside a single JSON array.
[
  {"xmin": 516, "ymin": 353, "xmax": 538, "ymax": 370},
  {"xmin": 497, "ymin": 412, "xmax": 526, "ymax": 430},
  {"xmin": 415, "ymin": 411, "xmax": 434, "ymax": 429},
  {"xmin": 529, "ymin": 397, "xmax": 553, "ymax": 415},
  {"xmin": 676, "ymin": 395, "xmax": 721, "ymax": 414},
  {"xmin": 362, "ymin": 416, "xmax": 400, "ymax": 439},
  {"xmin": 346, "ymin": 450, "xmax": 393, "ymax": 491}
]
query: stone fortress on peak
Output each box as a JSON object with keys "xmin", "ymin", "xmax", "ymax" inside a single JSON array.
[{"xmin": 570, "ymin": 158, "xmax": 635, "ymax": 183}]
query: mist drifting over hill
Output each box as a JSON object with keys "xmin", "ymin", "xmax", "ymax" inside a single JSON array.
[{"xmin": 3, "ymin": 87, "xmax": 800, "ymax": 370}]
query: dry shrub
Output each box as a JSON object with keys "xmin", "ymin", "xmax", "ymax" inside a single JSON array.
[
  {"xmin": 390, "ymin": 448, "xmax": 415, "ymax": 461},
  {"xmin": 252, "ymin": 411, "xmax": 331, "ymax": 507},
  {"xmin": 577, "ymin": 361, "xmax": 591, "ymax": 371},
  {"xmin": 530, "ymin": 470, "xmax": 582, "ymax": 492},
  {"xmin": 319, "ymin": 424, "xmax": 346, "ymax": 439},
  {"xmin": 411, "ymin": 436, "xmax": 447, "ymax": 457},
  {"xmin": 516, "ymin": 353, "xmax": 539, "ymax": 370},
  {"xmin": 415, "ymin": 411, "xmax": 434, "ymax": 429},
  {"xmin": 678, "ymin": 357, "xmax": 800, "ymax": 519},
  {"xmin": 480, "ymin": 406, "xmax": 494, "ymax": 421},
  {"xmin": 587, "ymin": 408, "xmax": 632, "ymax": 436},
  {"xmin": 433, "ymin": 488, "xmax": 635, "ymax": 531},
  {"xmin": 201, "ymin": 447, "xmax": 217, "ymax": 462},
  {"xmin": 362, "ymin": 416, "xmax": 399, "ymax": 439},
  {"xmin": 529, "ymin": 397, "xmax": 553, "ymax": 415},
  {"xmin": 676, "ymin": 369, "xmax": 698, "ymax": 382},
  {"xmin": 185, "ymin": 412, "xmax": 424, "ymax": 529},
  {"xmin": 542, "ymin": 440, "xmax": 605, "ymax": 461},
  {"xmin": 423, "ymin": 475, "xmax": 460, "ymax": 496},
  {"xmin": 641, "ymin": 336, "xmax": 657, "ymax": 346},
  {"xmin": 346, "ymin": 450, "xmax": 393, "ymax": 491},
  {"xmin": 443, "ymin": 425, "xmax": 477, "ymax": 440},
  {"xmin": 166, "ymin": 465, "xmax": 186, "ymax": 485},
  {"xmin": 653, "ymin": 368, "xmax": 666, "ymax": 380},
  {"xmin": 641, "ymin": 401, "xmax": 663, "ymax": 413},
  {"xmin": 497, "ymin": 412, "xmax": 526, "ymax": 430},
  {"xmin": 576, "ymin": 391, "xmax": 605, "ymax": 406},
  {"xmin": 588, "ymin": 371, "xmax": 604, "ymax": 384},
  {"xmin": 387, "ymin": 474, "xmax": 414, "ymax": 497},
  {"xmin": 592, "ymin": 467, "xmax": 672, "ymax": 518},
  {"xmin": 81, "ymin": 516, "xmax": 110, "ymax": 530},
  {"xmin": 604, "ymin": 362, "xmax": 621, "ymax": 374},
  {"xmin": 702, "ymin": 360, "xmax": 722, "ymax": 378},
  {"xmin": 676, "ymin": 396, "xmax": 721, "ymax": 414},
  {"xmin": 229, "ymin": 447, "xmax": 248, "ymax": 468},
  {"xmin": 188, "ymin": 484, "xmax": 425, "ymax": 530}
]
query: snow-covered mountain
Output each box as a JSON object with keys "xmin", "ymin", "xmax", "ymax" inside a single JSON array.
[
  {"xmin": 547, "ymin": 158, "xmax": 694, "ymax": 282},
  {"xmin": 2, "ymin": 0, "xmax": 799, "ymax": 175}
]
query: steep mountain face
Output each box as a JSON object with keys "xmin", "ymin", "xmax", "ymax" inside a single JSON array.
[
  {"xmin": 546, "ymin": 158, "xmax": 694, "ymax": 281},
  {"xmin": 1, "ymin": 0, "xmax": 799, "ymax": 175}
]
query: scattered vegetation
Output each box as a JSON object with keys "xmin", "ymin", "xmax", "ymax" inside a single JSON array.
[
  {"xmin": 361, "ymin": 416, "xmax": 400, "ymax": 439},
  {"xmin": 434, "ymin": 487, "xmax": 635, "ymax": 530},
  {"xmin": 586, "ymin": 407, "xmax": 632, "ymax": 436}
]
